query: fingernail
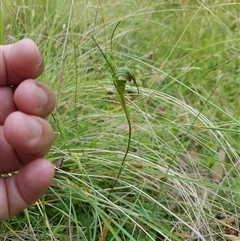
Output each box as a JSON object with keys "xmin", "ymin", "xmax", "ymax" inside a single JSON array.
[
  {"xmin": 25, "ymin": 116, "xmax": 42, "ymax": 140},
  {"xmin": 37, "ymin": 87, "xmax": 47, "ymax": 108}
]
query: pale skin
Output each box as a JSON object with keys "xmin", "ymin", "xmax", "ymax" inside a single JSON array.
[{"xmin": 0, "ymin": 39, "xmax": 56, "ymax": 220}]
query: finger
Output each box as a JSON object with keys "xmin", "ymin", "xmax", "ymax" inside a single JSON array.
[
  {"xmin": 14, "ymin": 79, "xmax": 56, "ymax": 118},
  {"xmin": 3, "ymin": 112, "xmax": 54, "ymax": 165},
  {"xmin": 0, "ymin": 38, "xmax": 44, "ymax": 86},
  {"xmin": 0, "ymin": 86, "xmax": 16, "ymax": 125},
  {"xmin": 0, "ymin": 126, "xmax": 22, "ymax": 174},
  {"xmin": 0, "ymin": 159, "xmax": 55, "ymax": 220}
]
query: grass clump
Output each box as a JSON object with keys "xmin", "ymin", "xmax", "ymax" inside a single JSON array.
[{"xmin": 1, "ymin": 0, "xmax": 240, "ymax": 240}]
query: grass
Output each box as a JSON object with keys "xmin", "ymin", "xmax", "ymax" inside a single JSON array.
[{"xmin": 1, "ymin": 0, "xmax": 240, "ymax": 240}]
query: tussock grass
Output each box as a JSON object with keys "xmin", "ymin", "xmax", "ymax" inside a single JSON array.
[{"xmin": 1, "ymin": 0, "xmax": 240, "ymax": 240}]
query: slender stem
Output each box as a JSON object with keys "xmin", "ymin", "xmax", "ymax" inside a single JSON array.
[{"xmin": 106, "ymin": 95, "xmax": 131, "ymax": 201}]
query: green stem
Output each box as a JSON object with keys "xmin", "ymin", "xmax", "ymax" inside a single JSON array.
[{"xmin": 106, "ymin": 94, "xmax": 131, "ymax": 201}]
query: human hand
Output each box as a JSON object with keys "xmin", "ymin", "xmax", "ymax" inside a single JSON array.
[{"xmin": 0, "ymin": 39, "xmax": 56, "ymax": 220}]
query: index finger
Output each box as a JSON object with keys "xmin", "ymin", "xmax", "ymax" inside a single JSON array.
[{"xmin": 0, "ymin": 39, "xmax": 44, "ymax": 86}]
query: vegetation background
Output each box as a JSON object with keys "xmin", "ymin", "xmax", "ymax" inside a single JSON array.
[{"xmin": 1, "ymin": 0, "xmax": 240, "ymax": 240}]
